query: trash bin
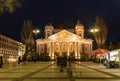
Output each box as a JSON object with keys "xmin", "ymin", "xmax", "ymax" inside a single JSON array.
[
  {"xmin": 106, "ymin": 62, "xmax": 110, "ymax": 68},
  {"xmin": 115, "ymin": 63, "xmax": 119, "ymax": 68},
  {"xmin": 110, "ymin": 61, "xmax": 115, "ymax": 68},
  {"xmin": 106, "ymin": 61, "xmax": 115, "ymax": 68}
]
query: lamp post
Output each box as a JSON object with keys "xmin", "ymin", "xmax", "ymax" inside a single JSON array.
[
  {"xmin": 33, "ymin": 28, "xmax": 40, "ymax": 38},
  {"xmin": 90, "ymin": 28, "xmax": 102, "ymax": 64},
  {"xmin": 90, "ymin": 28, "xmax": 99, "ymax": 34},
  {"xmin": 90, "ymin": 28, "xmax": 99, "ymax": 40},
  {"xmin": 32, "ymin": 28, "xmax": 40, "ymax": 61},
  {"xmin": 90, "ymin": 28, "xmax": 99, "ymax": 48}
]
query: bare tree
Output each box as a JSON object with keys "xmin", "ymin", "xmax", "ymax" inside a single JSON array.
[
  {"xmin": 92, "ymin": 16, "xmax": 108, "ymax": 48},
  {"xmin": 21, "ymin": 19, "xmax": 34, "ymax": 57},
  {"xmin": 0, "ymin": 0, "xmax": 22, "ymax": 13}
]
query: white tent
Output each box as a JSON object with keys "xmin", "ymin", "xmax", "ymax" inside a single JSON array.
[{"xmin": 107, "ymin": 49, "xmax": 120, "ymax": 62}]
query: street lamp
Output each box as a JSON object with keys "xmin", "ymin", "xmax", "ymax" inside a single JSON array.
[
  {"xmin": 32, "ymin": 28, "xmax": 40, "ymax": 61},
  {"xmin": 90, "ymin": 28, "xmax": 99, "ymax": 49},
  {"xmin": 32, "ymin": 28, "xmax": 40, "ymax": 37},
  {"xmin": 90, "ymin": 28, "xmax": 99, "ymax": 40},
  {"xmin": 90, "ymin": 28, "xmax": 99, "ymax": 33}
]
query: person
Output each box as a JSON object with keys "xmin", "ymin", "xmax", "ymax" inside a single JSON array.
[
  {"xmin": 33, "ymin": 55, "xmax": 37, "ymax": 63},
  {"xmin": 22, "ymin": 56, "xmax": 26, "ymax": 64},
  {"xmin": 56, "ymin": 55, "xmax": 60, "ymax": 66},
  {"xmin": 18, "ymin": 56, "xmax": 21, "ymax": 64},
  {"xmin": 59, "ymin": 53, "xmax": 67, "ymax": 72},
  {"xmin": 68, "ymin": 55, "xmax": 72, "ymax": 66},
  {"xmin": 0, "ymin": 56, "xmax": 3, "ymax": 68}
]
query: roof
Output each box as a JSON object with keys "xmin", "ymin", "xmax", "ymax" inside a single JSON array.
[{"xmin": 48, "ymin": 30, "xmax": 81, "ymax": 42}]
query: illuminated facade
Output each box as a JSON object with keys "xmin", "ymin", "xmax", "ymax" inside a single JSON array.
[
  {"xmin": 36, "ymin": 20, "xmax": 93, "ymax": 60},
  {"xmin": 18, "ymin": 42, "xmax": 25, "ymax": 58},
  {"xmin": 0, "ymin": 34, "xmax": 25, "ymax": 63}
]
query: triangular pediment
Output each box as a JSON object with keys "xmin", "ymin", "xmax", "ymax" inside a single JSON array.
[{"xmin": 48, "ymin": 30, "xmax": 81, "ymax": 42}]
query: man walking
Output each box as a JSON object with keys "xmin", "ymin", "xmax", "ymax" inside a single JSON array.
[
  {"xmin": 0, "ymin": 56, "xmax": 3, "ymax": 68},
  {"xmin": 59, "ymin": 53, "xmax": 67, "ymax": 72}
]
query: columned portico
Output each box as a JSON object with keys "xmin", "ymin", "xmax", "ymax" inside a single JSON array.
[
  {"xmin": 47, "ymin": 30, "xmax": 93, "ymax": 60},
  {"xmin": 49, "ymin": 41, "xmax": 78, "ymax": 59},
  {"xmin": 36, "ymin": 20, "xmax": 93, "ymax": 60},
  {"xmin": 36, "ymin": 30, "xmax": 93, "ymax": 60}
]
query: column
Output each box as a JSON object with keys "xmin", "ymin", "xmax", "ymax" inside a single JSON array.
[
  {"xmin": 49, "ymin": 42, "xmax": 52, "ymax": 59},
  {"xmin": 118, "ymin": 49, "xmax": 120, "ymax": 68},
  {"xmin": 89, "ymin": 43, "xmax": 91, "ymax": 53},
  {"xmin": 36, "ymin": 43, "xmax": 38, "ymax": 54},
  {"xmin": 37, "ymin": 44, "xmax": 39, "ymax": 55},
  {"xmin": 77, "ymin": 42, "xmax": 80, "ymax": 59},
  {"xmin": 75, "ymin": 42, "xmax": 77, "ymax": 59},
  {"xmin": 49, "ymin": 42, "xmax": 51, "ymax": 57},
  {"xmin": 60, "ymin": 42, "xmax": 62, "ymax": 55},
  {"xmin": 51, "ymin": 42, "xmax": 54, "ymax": 60},
  {"xmin": 91, "ymin": 43, "xmax": 93, "ymax": 52},
  {"xmin": 67, "ymin": 42, "xmax": 69, "ymax": 56}
]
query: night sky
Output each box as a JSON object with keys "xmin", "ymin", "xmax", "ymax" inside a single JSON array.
[{"xmin": 0, "ymin": 0, "xmax": 120, "ymax": 42}]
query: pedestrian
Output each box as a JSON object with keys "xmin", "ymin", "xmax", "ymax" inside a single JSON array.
[
  {"xmin": 68, "ymin": 56, "xmax": 72, "ymax": 66},
  {"xmin": 0, "ymin": 56, "xmax": 3, "ymax": 68},
  {"xmin": 18, "ymin": 56, "xmax": 21, "ymax": 64},
  {"xmin": 22, "ymin": 56, "xmax": 26, "ymax": 64},
  {"xmin": 56, "ymin": 55, "xmax": 60, "ymax": 66},
  {"xmin": 33, "ymin": 55, "xmax": 37, "ymax": 63},
  {"xmin": 59, "ymin": 53, "xmax": 67, "ymax": 72}
]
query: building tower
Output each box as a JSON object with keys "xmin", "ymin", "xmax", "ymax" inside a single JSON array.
[
  {"xmin": 75, "ymin": 20, "xmax": 84, "ymax": 39},
  {"xmin": 44, "ymin": 23, "xmax": 54, "ymax": 39}
]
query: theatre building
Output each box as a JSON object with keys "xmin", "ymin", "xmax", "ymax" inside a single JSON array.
[{"xmin": 36, "ymin": 20, "xmax": 93, "ymax": 60}]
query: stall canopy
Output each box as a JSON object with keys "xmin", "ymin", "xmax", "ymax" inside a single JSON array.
[
  {"xmin": 90, "ymin": 48, "xmax": 109, "ymax": 55},
  {"xmin": 48, "ymin": 30, "xmax": 81, "ymax": 42}
]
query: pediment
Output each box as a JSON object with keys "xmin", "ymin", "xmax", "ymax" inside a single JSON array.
[{"xmin": 48, "ymin": 30, "xmax": 81, "ymax": 42}]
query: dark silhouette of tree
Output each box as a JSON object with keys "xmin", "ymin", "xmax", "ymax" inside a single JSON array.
[
  {"xmin": 0, "ymin": 0, "xmax": 21, "ymax": 13},
  {"xmin": 92, "ymin": 16, "xmax": 108, "ymax": 48},
  {"xmin": 21, "ymin": 19, "xmax": 34, "ymax": 57}
]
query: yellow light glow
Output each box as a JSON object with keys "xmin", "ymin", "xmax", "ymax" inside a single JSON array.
[
  {"xmin": 33, "ymin": 29, "xmax": 40, "ymax": 35},
  {"xmin": 8, "ymin": 56, "xmax": 17, "ymax": 63},
  {"xmin": 90, "ymin": 28, "xmax": 99, "ymax": 33}
]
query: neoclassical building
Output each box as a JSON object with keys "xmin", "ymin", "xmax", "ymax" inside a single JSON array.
[
  {"xmin": 36, "ymin": 20, "xmax": 93, "ymax": 60},
  {"xmin": 0, "ymin": 34, "xmax": 25, "ymax": 63}
]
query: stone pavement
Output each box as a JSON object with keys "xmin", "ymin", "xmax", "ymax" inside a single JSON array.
[
  {"xmin": 0, "ymin": 61, "xmax": 55, "ymax": 81},
  {"xmin": 0, "ymin": 61, "xmax": 120, "ymax": 81},
  {"xmin": 78, "ymin": 62, "xmax": 120, "ymax": 78}
]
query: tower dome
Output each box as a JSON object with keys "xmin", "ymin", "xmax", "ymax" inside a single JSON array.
[{"xmin": 75, "ymin": 20, "xmax": 84, "ymax": 39}]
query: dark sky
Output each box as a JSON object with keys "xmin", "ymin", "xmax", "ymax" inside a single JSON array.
[{"xmin": 0, "ymin": 0, "xmax": 120, "ymax": 42}]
